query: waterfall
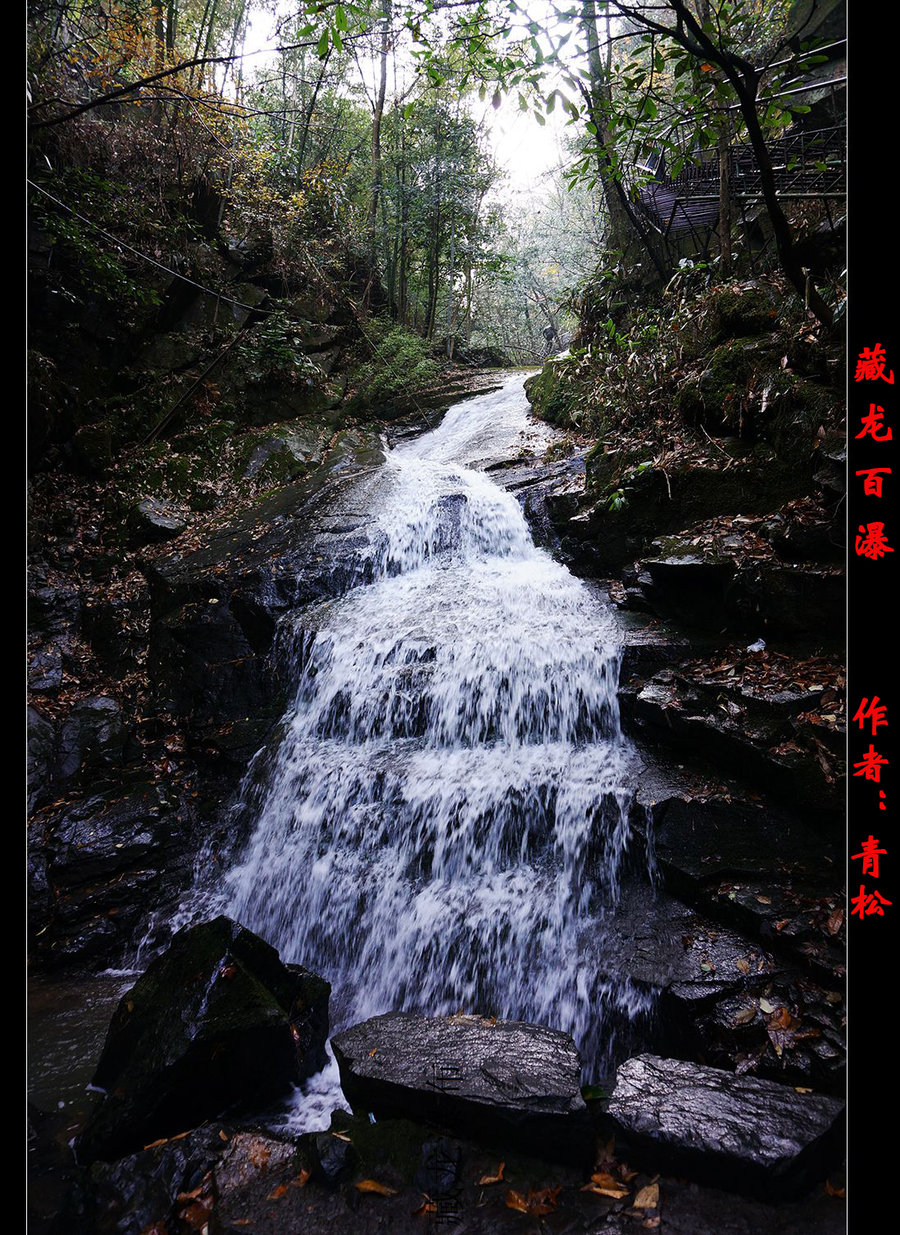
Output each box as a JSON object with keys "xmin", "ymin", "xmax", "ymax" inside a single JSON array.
[{"xmin": 212, "ymin": 374, "xmax": 652, "ymax": 1116}]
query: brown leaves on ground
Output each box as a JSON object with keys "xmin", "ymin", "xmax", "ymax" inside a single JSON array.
[
  {"xmin": 581, "ymin": 1172, "xmax": 631, "ymax": 1199},
  {"xmin": 354, "ymin": 1179, "xmax": 399, "ymax": 1197},
  {"xmin": 142, "ymin": 1129, "xmax": 193, "ymax": 1150},
  {"xmin": 175, "ymin": 1170, "xmax": 214, "ymax": 1229},
  {"xmin": 505, "ymin": 1186, "xmax": 561, "ymax": 1215},
  {"xmin": 632, "ymin": 1183, "xmax": 659, "ymax": 1209},
  {"xmin": 477, "ymin": 1162, "xmax": 505, "ymax": 1185}
]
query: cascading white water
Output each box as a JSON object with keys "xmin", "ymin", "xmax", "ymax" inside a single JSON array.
[{"xmin": 220, "ymin": 373, "xmax": 652, "ymax": 1118}]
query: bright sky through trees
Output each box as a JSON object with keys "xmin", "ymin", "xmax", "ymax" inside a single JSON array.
[{"xmin": 243, "ymin": 0, "xmax": 575, "ymax": 193}]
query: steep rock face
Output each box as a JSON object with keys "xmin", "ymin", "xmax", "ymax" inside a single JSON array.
[
  {"xmin": 332, "ymin": 1011, "xmax": 593, "ymax": 1164},
  {"xmin": 76, "ymin": 917, "xmax": 329, "ymax": 1164},
  {"xmin": 606, "ymin": 1053, "xmax": 843, "ymax": 1197}
]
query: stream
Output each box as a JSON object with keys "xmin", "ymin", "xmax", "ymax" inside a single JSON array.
[{"xmin": 179, "ymin": 371, "xmax": 654, "ymax": 1129}]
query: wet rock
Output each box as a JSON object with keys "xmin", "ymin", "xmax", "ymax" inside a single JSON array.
[
  {"xmin": 605, "ymin": 1053, "xmax": 843, "ymax": 1197},
  {"xmin": 55, "ymin": 1129, "xmax": 213, "ymax": 1235},
  {"xmin": 415, "ymin": 1138, "xmax": 462, "ymax": 1195},
  {"xmin": 27, "ymin": 705, "xmax": 56, "ymax": 813},
  {"xmin": 623, "ymin": 676, "xmax": 843, "ymax": 817},
  {"xmin": 332, "ymin": 1011, "xmax": 593, "ymax": 1165},
  {"xmin": 216, "ymin": 1130, "xmax": 299, "ymax": 1195},
  {"xmin": 32, "ymin": 776, "xmax": 206, "ymax": 967},
  {"xmin": 145, "ymin": 433, "xmax": 387, "ymax": 734},
  {"xmin": 312, "ymin": 1131, "xmax": 356, "ymax": 1186},
  {"xmin": 129, "ymin": 497, "xmax": 191, "ymax": 545},
  {"xmin": 56, "ymin": 695, "xmax": 126, "ymax": 781},
  {"xmin": 29, "ymin": 644, "xmax": 63, "ymax": 693},
  {"xmin": 29, "ymin": 579, "xmax": 82, "ymax": 638},
  {"xmin": 643, "ymin": 552, "xmax": 736, "ymax": 629},
  {"xmin": 76, "ymin": 916, "xmax": 330, "ymax": 1163}
]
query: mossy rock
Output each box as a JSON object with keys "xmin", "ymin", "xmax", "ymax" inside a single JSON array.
[
  {"xmin": 524, "ymin": 360, "xmax": 581, "ymax": 427},
  {"xmin": 707, "ymin": 284, "xmax": 780, "ymax": 343},
  {"xmin": 76, "ymin": 916, "xmax": 330, "ymax": 1164}
]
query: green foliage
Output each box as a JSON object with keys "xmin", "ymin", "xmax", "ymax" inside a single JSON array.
[
  {"xmin": 30, "ymin": 170, "xmax": 164, "ymax": 320},
  {"xmin": 235, "ymin": 313, "xmax": 325, "ymax": 387},
  {"xmin": 351, "ymin": 321, "xmax": 440, "ymax": 405}
]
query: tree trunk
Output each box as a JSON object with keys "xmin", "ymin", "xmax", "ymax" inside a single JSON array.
[{"xmin": 365, "ymin": 4, "xmax": 391, "ymax": 306}]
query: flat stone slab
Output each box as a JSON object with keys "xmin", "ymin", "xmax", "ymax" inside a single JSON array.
[
  {"xmin": 606, "ymin": 1054, "xmax": 843, "ymax": 1197},
  {"xmin": 331, "ymin": 1012, "xmax": 593, "ymax": 1164}
]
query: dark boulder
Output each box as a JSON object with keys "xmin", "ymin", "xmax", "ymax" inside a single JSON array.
[
  {"xmin": 27, "ymin": 705, "xmax": 56, "ymax": 813},
  {"xmin": 56, "ymin": 695, "xmax": 127, "ymax": 782},
  {"xmin": 129, "ymin": 497, "xmax": 191, "ymax": 545},
  {"xmin": 605, "ymin": 1053, "xmax": 843, "ymax": 1198},
  {"xmin": 28, "ymin": 644, "xmax": 63, "ymax": 694},
  {"xmin": 331, "ymin": 1012, "xmax": 593, "ymax": 1165},
  {"xmin": 76, "ymin": 916, "xmax": 329, "ymax": 1163}
]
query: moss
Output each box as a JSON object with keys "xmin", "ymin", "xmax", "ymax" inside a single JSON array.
[
  {"xmin": 707, "ymin": 284, "xmax": 780, "ymax": 342},
  {"xmin": 524, "ymin": 360, "xmax": 582, "ymax": 427},
  {"xmin": 335, "ymin": 1115, "xmax": 428, "ymax": 1184}
]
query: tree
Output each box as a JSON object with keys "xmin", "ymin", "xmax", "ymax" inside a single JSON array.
[{"xmin": 598, "ymin": 0, "xmax": 837, "ymax": 326}]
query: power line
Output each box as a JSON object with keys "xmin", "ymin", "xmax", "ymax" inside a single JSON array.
[{"xmin": 28, "ymin": 179, "xmax": 277, "ymax": 316}]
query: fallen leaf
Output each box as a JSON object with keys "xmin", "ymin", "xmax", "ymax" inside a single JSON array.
[
  {"xmin": 355, "ymin": 1179, "xmax": 399, "ymax": 1196},
  {"xmin": 266, "ymin": 1185, "xmax": 289, "ymax": 1200},
  {"xmin": 291, "ymin": 1170, "xmax": 310, "ymax": 1189},
  {"xmin": 477, "ymin": 1162, "xmax": 505, "ymax": 1185},
  {"xmin": 582, "ymin": 1179, "xmax": 630, "ymax": 1199},
  {"xmin": 176, "ymin": 1184, "xmax": 207, "ymax": 1203},
  {"xmin": 368, "ymin": 1049, "xmax": 378, "ymax": 1057},
  {"xmin": 756, "ymin": 895, "xmax": 772, "ymax": 904},
  {"xmin": 505, "ymin": 1190, "xmax": 529, "ymax": 1213},
  {"xmin": 827, "ymin": 908, "xmax": 844, "ymax": 935},
  {"xmin": 332, "ymin": 1132, "xmax": 352, "ymax": 1143},
  {"xmin": 632, "ymin": 1183, "xmax": 659, "ymax": 1209},
  {"xmin": 736, "ymin": 958, "xmax": 750, "ymax": 973},
  {"xmin": 759, "ymin": 998, "xmax": 776, "ymax": 1014},
  {"xmin": 218, "ymin": 1130, "xmax": 229, "ymax": 1142},
  {"xmin": 733, "ymin": 1006, "xmax": 757, "ymax": 1026},
  {"xmin": 506, "ymin": 1187, "xmax": 561, "ymax": 1214},
  {"xmin": 825, "ymin": 1180, "xmax": 845, "ymax": 1198},
  {"xmin": 413, "ymin": 1198, "xmax": 437, "ymax": 1216}
]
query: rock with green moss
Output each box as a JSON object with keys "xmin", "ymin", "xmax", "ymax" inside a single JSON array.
[
  {"xmin": 523, "ymin": 358, "xmax": 580, "ymax": 426},
  {"xmin": 76, "ymin": 916, "xmax": 330, "ymax": 1164}
]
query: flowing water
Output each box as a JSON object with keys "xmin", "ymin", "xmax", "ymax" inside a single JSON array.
[{"xmin": 197, "ymin": 373, "xmax": 651, "ymax": 1125}]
